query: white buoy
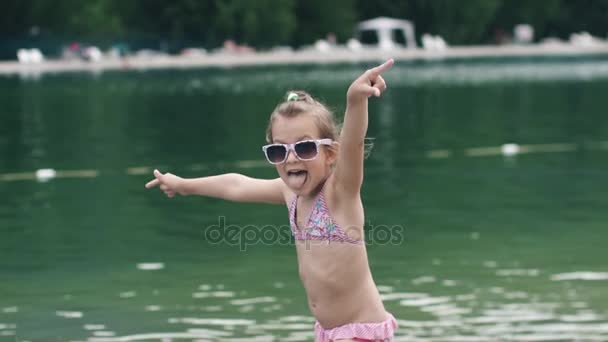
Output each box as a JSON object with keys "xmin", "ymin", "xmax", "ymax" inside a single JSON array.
[
  {"xmin": 29, "ymin": 48, "xmax": 44, "ymax": 63},
  {"xmin": 17, "ymin": 49, "xmax": 31, "ymax": 63},
  {"xmin": 314, "ymin": 40, "xmax": 331, "ymax": 52},
  {"xmin": 84, "ymin": 46, "xmax": 102, "ymax": 61},
  {"xmin": 35, "ymin": 168, "xmax": 56, "ymax": 182},
  {"xmin": 136, "ymin": 263, "xmax": 164, "ymax": 270},
  {"xmin": 501, "ymin": 143, "xmax": 520, "ymax": 156},
  {"xmin": 16, "ymin": 48, "xmax": 45, "ymax": 64},
  {"xmin": 346, "ymin": 38, "xmax": 362, "ymax": 51}
]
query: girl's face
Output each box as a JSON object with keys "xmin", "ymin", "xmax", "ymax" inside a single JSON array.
[{"xmin": 271, "ymin": 114, "xmax": 336, "ymax": 197}]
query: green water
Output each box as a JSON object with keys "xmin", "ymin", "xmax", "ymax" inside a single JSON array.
[{"xmin": 1, "ymin": 59, "xmax": 608, "ymax": 341}]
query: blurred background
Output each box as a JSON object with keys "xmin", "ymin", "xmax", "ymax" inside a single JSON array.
[
  {"xmin": 1, "ymin": 1, "xmax": 608, "ymax": 341},
  {"xmin": 1, "ymin": 0, "xmax": 608, "ymax": 60}
]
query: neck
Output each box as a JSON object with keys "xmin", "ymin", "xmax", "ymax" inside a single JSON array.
[{"xmin": 302, "ymin": 174, "xmax": 330, "ymax": 200}]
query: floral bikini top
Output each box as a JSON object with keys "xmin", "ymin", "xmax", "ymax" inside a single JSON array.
[{"xmin": 288, "ymin": 185, "xmax": 363, "ymax": 244}]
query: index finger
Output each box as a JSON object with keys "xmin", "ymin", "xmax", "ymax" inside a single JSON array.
[
  {"xmin": 145, "ymin": 178, "xmax": 160, "ymax": 189},
  {"xmin": 368, "ymin": 58, "xmax": 394, "ymax": 78}
]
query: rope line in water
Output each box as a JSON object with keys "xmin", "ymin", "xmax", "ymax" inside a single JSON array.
[{"xmin": 1, "ymin": 140, "xmax": 606, "ymax": 182}]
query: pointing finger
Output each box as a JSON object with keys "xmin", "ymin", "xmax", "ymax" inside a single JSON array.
[
  {"xmin": 145, "ymin": 178, "xmax": 159, "ymax": 189},
  {"xmin": 368, "ymin": 58, "xmax": 394, "ymax": 78}
]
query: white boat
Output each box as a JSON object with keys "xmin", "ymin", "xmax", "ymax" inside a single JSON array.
[{"xmin": 354, "ymin": 17, "xmax": 417, "ymax": 50}]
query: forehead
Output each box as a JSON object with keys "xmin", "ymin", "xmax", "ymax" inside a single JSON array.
[{"xmin": 272, "ymin": 115, "xmax": 320, "ymax": 143}]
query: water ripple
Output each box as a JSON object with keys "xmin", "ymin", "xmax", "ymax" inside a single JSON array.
[{"xmin": 551, "ymin": 272, "xmax": 608, "ymax": 281}]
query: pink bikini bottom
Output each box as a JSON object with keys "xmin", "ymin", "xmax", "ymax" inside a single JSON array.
[{"xmin": 314, "ymin": 313, "xmax": 397, "ymax": 342}]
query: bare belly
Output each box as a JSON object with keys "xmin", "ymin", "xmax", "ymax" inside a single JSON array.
[{"xmin": 295, "ymin": 241, "xmax": 387, "ymax": 328}]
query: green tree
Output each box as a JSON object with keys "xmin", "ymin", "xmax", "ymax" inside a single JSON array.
[
  {"xmin": 548, "ymin": 0, "xmax": 608, "ymax": 38},
  {"xmin": 488, "ymin": 0, "xmax": 562, "ymax": 42},
  {"xmin": 124, "ymin": 0, "xmax": 295, "ymax": 48},
  {"xmin": 69, "ymin": 0, "xmax": 124, "ymax": 36},
  {"xmin": 128, "ymin": 0, "xmax": 216, "ymax": 41},
  {"xmin": 404, "ymin": 0, "xmax": 502, "ymax": 45},
  {"xmin": 2, "ymin": 0, "xmax": 608, "ymax": 55},
  {"xmin": 13, "ymin": 0, "xmax": 126, "ymax": 36},
  {"xmin": 0, "ymin": 0, "xmax": 30, "ymax": 35},
  {"xmin": 232, "ymin": 0, "xmax": 296, "ymax": 47},
  {"xmin": 294, "ymin": 0, "xmax": 357, "ymax": 46}
]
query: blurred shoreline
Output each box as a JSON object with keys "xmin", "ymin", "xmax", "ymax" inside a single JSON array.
[{"xmin": 2, "ymin": 44, "xmax": 608, "ymax": 76}]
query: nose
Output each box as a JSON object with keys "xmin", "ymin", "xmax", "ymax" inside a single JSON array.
[{"xmin": 285, "ymin": 148, "xmax": 298, "ymax": 163}]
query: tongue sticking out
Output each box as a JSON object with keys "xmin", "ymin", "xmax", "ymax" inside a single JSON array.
[{"xmin": 287, "ymin": 171, "xmax": 307, "ymax": 189}]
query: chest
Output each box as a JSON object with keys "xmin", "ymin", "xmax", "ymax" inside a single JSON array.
[
  {"xmin": 294, "ymin": 198, "xmax": 317, "ymax": 230},
  {"xmin": 290, "ymin": 194, "xmax": 365, "ymax": 243}
]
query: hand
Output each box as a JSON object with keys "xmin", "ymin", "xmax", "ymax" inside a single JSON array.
[
  {"xmin": 347, "ymin": 58, "xmax": 394, "ymax": 103},
  {"xmin": 145, "ymin": 169, "xmax": 186, "ymax": 198}
]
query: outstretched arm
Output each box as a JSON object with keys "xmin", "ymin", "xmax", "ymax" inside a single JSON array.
[
  {"xmin": 334, "ymin": 59, "xmax": 393, "ymax": 194},
  {"xmin": 145, "ymin": 170, "xmax": 286, "ymax": 204}
]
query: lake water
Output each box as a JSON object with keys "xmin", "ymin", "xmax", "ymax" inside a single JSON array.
[{"xmin": 1, "ymin": 57, "xmax": 608, "ymax": 341}]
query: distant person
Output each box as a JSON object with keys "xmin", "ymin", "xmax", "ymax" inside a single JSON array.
[
  {"xmin": 146, "ymin": 59, "xmax": 398, "ymax": 341},
  {"xmin": 494, "ymin": 28, "xmax": 512, "ymax": 45},
  {"xmin": 69, "ymin": 42, "xmax": 80, "ymax": 53},
  {"xmin": 62, "ymin": 41, "xmax": 82, "ymax": 60},
  {"xmin": 327, "ymin": 32, "xmax": 337, "ymax": 45},
  {"xmin": 112, "ymin": 43, "xmax": 130, "ymax": 69},
  {"xmin": 223, "ymin": 39, "xmax": 254, "ymax": 53}
]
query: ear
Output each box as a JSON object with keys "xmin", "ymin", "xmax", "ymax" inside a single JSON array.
[{"xmin": 325, "ymin": 142, "xmax": 339, "ymax": 166}]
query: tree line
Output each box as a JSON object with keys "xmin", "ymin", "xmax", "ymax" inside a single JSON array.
[{"xmin": 1, "ymin": 0, "xmax": 607, "ymax": 52}]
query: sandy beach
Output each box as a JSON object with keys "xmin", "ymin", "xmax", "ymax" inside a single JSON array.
[{"xmin": 2, "ymin": 43, "xmax": 608, "ymax": 76}]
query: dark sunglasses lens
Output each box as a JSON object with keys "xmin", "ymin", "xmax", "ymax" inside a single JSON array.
[
  {"xmin": 266, "ymin": 145, "xmax": 287, "ymax": 163},
  {"xmin": 295, "ymin": 141, "xmax": 318, "ymax": 160}
]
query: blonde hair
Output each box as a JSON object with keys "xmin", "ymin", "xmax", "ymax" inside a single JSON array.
[
  {"xmin": 265, "ymin": 90, "xmax": 374, "ymax": 157},
  {"xmin": 265, "ymin": 90, "xmax": 339, "ymax": 143}
]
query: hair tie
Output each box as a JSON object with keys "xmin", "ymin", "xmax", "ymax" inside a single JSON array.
[{"xmin": 286, "ymin": 92, "xmax": 299, "ymax": 102}]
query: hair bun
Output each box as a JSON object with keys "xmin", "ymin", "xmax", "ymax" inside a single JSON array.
[{"xmin": 286, "ymin": 92, "xmax": 299, "ymax": 102}]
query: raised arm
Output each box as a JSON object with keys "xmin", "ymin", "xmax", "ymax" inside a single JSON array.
[
  {"xmin": 145, "ymin": 170, "xmax": 286, "ymax": 204},
  {"xmin": 334, "ymin": 59, "xmax": 393, "ymax": 194}
]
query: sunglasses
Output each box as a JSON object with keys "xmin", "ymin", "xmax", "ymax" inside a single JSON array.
[{"xmin": 262, "ymin": 139, "xmax": 333, "ymax": 164}]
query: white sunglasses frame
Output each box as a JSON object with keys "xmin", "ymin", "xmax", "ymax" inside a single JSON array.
[{"xmin": 262, "ymin": 139, "xmax": 333, "ymax": 164}]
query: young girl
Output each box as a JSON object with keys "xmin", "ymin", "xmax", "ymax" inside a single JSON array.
[{"xmin": 146, "ymin": 59, "xmax": 397, "ymax": 341}]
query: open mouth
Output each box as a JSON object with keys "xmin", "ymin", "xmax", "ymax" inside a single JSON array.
[
  {"xmin": 287, "ymin": 170, "xmax": 307, "ymax": 176},
  {"xmin": 287, "ymin": 169, "xmax": 308, "ymax": 189}
]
